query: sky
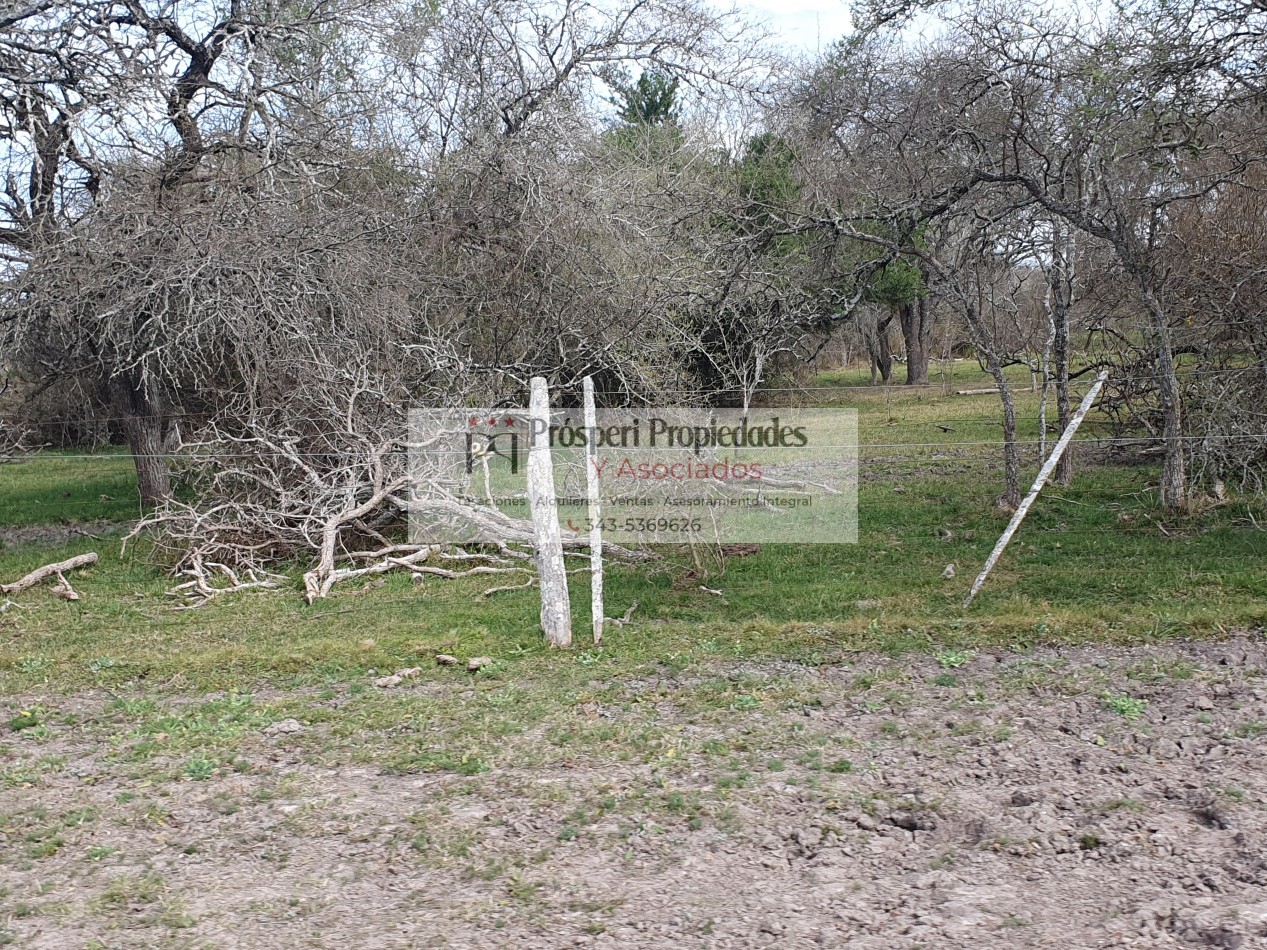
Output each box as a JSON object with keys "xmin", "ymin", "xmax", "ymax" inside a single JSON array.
[{"xmin": 738, "ymin": 0, "xmax": 854, "ymax": 55}]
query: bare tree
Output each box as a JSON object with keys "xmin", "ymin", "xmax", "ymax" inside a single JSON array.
[
  {"xmin": 0, "ymin": 0, "xmax": 765, "ymax": 514},
  {"xmin": 803, "ymin": 0, "xmax": 1266, "ymax": 508},
  {"xmin": 0, "ymin": 0, "xmax": 350, "ymax": 503},
  {"xmin": 798, "ymin": 35, "xmax": 953, "ymax": 386},
  {"xmin": 945, "ymin": 1, "xmax": 1266, "ymax": 508}
]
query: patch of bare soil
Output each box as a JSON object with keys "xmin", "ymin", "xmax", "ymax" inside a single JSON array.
[
  {"xmin": 0, "ymin": 521, "xmax": 126, "ymax": 550},
  {"xmin": 5, "ymin": 635, "xmax": 1267, "ymax": 948}
]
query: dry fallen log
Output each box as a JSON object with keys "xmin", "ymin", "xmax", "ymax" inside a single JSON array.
[
  {"xmin": 1, "ymin": 553, "xmax": 98, "ymax": 597},
  {"xmin": 954, "ymin": 388, "xmax": 1001, "ymax": 396}
]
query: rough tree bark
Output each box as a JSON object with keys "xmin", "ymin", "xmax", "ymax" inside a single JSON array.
[
  {"xmin": 108, "ymin": 374, "xmax": 171, "ymax": 507},
  {"xmin": 899, "ymin": 293, "xmax": 934, "ymax": 385},
  {"xmin": 1, "ymin": 552, "xmax": 98, "ymax": 595},
  {"xmin": 1140, "ymin": 287, "xmax": 1187, "ymax": 510},
  {"xmin": 988, "ymin": 361, "xmax": 1022, "ymax": 510},
  {"xmin": 1051, "ymin": 293, "xmax": 1072, "ymax": 484},
  {"xmin": 869, "ymin": 311, "xmax": 895, "ymax": 383}
]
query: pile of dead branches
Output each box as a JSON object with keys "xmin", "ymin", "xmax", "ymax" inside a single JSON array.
[{"xmin": 125, "ymin": 373, "xmax": 650, "ymax": 608}]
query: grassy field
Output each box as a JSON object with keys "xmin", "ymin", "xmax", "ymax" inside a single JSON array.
[
  {"xmin": 2, "ymin": 362, "xmax": 1263, "ymax": 697},
  {"xmin": 0, "ymin": 449, "xmax": 140, "ymax": 527},
  {"xmin": 2, "ymin": 364, "xmax": 1266, "ymax": 948}
]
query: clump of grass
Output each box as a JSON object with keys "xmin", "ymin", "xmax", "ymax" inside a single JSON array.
[
  {"xmin": 96, "ymin": 872, "xmax": 166, "ymax": 908},
  {"xmin": 8, "ymin": 705, "xmax": 47, "ymax": 732},
  {"xmin": 935, "ymin": 649, "xmax": 975, "ymax": 669},
  {"xmin": 1103, "ymin": 694, "xmax": 1149, "ymax": 722},
  {"xmin": 183, "ymin": 756, "xmax": 217, "ymax": 781},
  {"xmin": 1078, "ymin": 833, "xmax": 1104, "ymax": 851}
]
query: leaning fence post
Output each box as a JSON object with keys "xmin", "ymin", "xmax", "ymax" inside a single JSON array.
[
  {"xmin": 582, "ymin": 376, "xmax": 604, "ymax": 645},
  {"xmin": 963, "ymin": 370, "xmax": 1109, "ymax": 608},
  {"xmin": 528, "ymin": 377, "xmax": 572, "ymax": 647}
]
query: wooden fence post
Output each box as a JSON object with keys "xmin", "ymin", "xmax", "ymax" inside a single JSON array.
[
  {"xmin": 963, "ymin": 370, "xmax": 1109, "ymax": 608},
  {"xmin": 583, "ymin": 376, "xmax": 604, "ymax": 645},
  {"xmin": 528, "ymin": 377, "xmax": 572, "ymax": 647}
]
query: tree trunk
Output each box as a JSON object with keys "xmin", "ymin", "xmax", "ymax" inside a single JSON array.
[
  {"xmin": 991, "ymin": 363, "xmax": 1022, "ymax": 511},
  {"xmin": 875, "ymin": 311, "xmax": 894, "ymax": 383},
  {"xmin": 1049, "ymin": 228, "xmax": 1075, "ymax": 485},
  {"xmin": 1153, "ymin": 333, "xmax": 1187, "ymax": 510},
  {"xmin": 527, "ymin": 377, "xmax": 572, "ymax": 648},
  {"xmin": 1052, "ymin": 298, "xmax": 1072, "ymax": 485},
  {"xmin": 109, "ymin": 375, "xmax": 171, "ymax": 507},
  {"xmin": 899, "ymin": 295, "xmax": 933, "ymax": 385},
  {"xmin": 866, "ymin": 314, "xmax": 897, "ymax": 385},
  {"xmin": 1139, "ymin": 287, "xmax": 1186, "ymax": 510}
]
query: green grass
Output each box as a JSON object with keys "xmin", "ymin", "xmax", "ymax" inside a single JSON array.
[
  {"xmin": 1103, "ymin": 694, "xmax": 1149, "ymax": 722},
  {"xmin": 0, "ymin": 468, "xmax": 1263, "ymax": 698},
  {"xmin": 811, "ymin": 358, "xmax": 1035, "ymax": 392},
  {"xmin": 0, "ymin": 449, "xmax": 139, "ymax": 527},
  {"xmin": 0, "ymin": 366, "xmax": 1265, "ymax": 698}
]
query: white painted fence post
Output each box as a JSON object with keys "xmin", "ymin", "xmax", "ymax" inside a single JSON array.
[
  {"xmin": 963, "ymin": 370, "xmax": 1109, "ymax": 608},
  {"xmin": 583, "ymin": 376, "xmax": 604, "ymax": 645},
  {"xmin": 528, "ymin": 377, "xmax": 572, "ymax": 647}
]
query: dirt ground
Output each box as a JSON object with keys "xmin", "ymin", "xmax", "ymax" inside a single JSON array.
[
  {"xmin": 5, "ymin": 634, "xmax": 1267, "ymax": 948},
  {"xmin": 0, "ymin": 522, "xmax": 119, "ymax": 550}
]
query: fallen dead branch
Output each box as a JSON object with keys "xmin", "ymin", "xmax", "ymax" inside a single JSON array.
[
  {"xmin": 481, "ymin": 576, "xmax": 537, "ymax": 597},
  {"xmin": 405, "ymin": 495, "xmax": 651, "ymax": 561},
  {"xmin": 168, "ymin": 556, "xmax": 285, "ymax": 609},
  {"xmin": 605, "ymin": 600, "xmax": 640, "ymax": 627},
  {"xmin": 304, "ymin": 447, "xmax": 411, "ymax": 603},
  {"xmin": 305, "ymin": 545, "xmax": 430, "ymax": 603},
  {"xmin": 374, "ymin": 667, "xmax": 423, "ymax": 688},
  {"xmin": 1, "ymin": 553, "xmax": 98, "ymax": 599},
  {"xmin": 124, "ymin": 382, "xmax": 654, "ymax": 607},
  {"xmin": 0, "ymin": 421, "xmax": 41, "ymax": 463},
  {"xmin": 50, "ymin": 573, "xmax": 81, "ymax": 600},
  {"xmin": 303, "ymin": 545, "xmax": 534, "ymax": 603}
]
